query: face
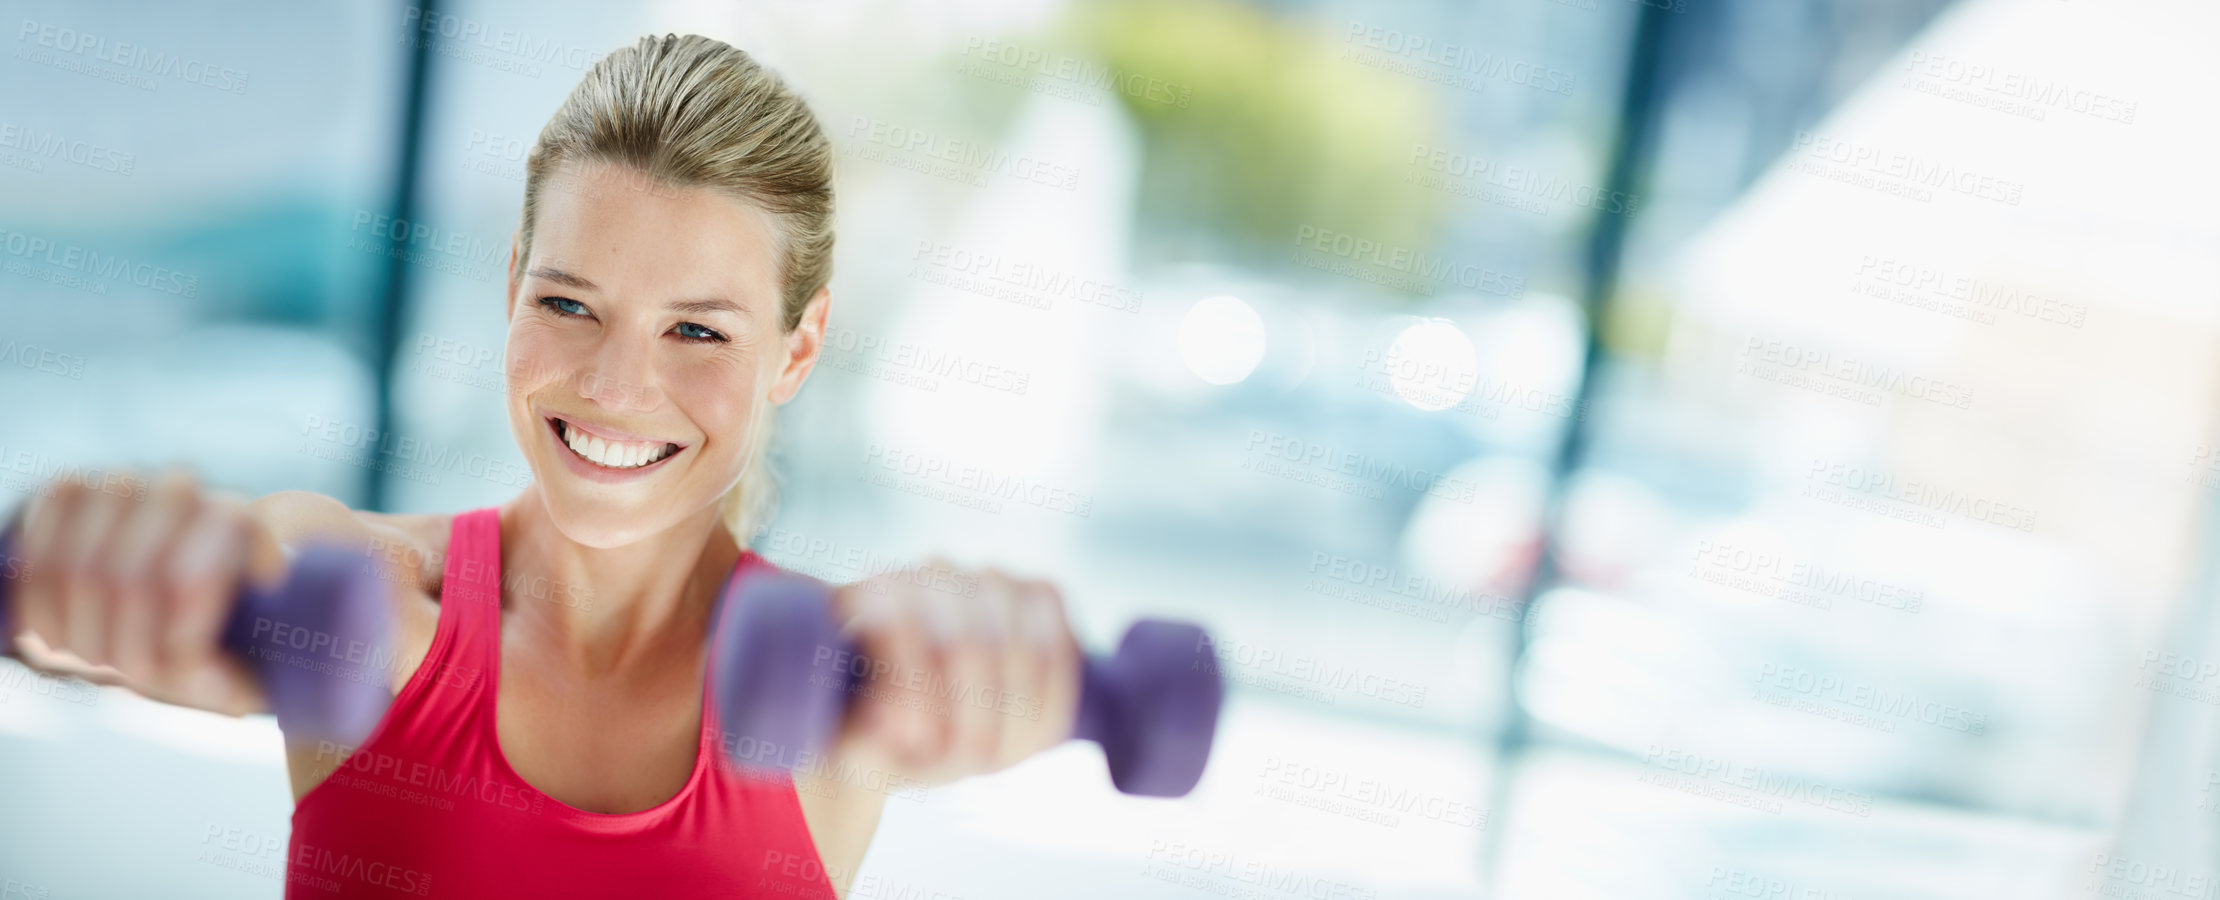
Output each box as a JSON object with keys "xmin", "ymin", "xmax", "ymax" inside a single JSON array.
[{"xmin": 505, "ymin": 160, "xmax": 828, "ymax": 548}]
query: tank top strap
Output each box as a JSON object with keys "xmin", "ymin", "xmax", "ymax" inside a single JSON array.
[{"xmin": 437, "ymin": 507, "xmax": 506, "ymax": 683}]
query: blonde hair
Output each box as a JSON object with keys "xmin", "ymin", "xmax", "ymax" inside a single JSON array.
[{"xmin": 518, "ymin": 33, "xmax": 834, "ymax": 544}]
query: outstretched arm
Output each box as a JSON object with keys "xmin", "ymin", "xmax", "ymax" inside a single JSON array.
[
  {"xmin": 2, "ymin": 472, "xmax": 442, "ymax": 802},
  {"xmin": 791, "ymin": 560, "xmax": 1082, "ymax": 897}
]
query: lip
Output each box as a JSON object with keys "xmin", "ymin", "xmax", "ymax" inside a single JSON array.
[
  {"xmin": 541, "ymin": 414, "xmax": 687, "ymax": 484},
  {"xmin": 549, "ymin": 415, "xmax": 681, "ymax": 445}
]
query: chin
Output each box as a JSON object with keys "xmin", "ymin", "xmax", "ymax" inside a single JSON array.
[
  {"xmin": 529, "ymin": 467, "xmax": 737, "ymax": 549},
  {"xmin": 537, "ymin": 491, "xmax": 686, "ymax": 549}
]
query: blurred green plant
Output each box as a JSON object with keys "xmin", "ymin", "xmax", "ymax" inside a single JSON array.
[{"xmin": 1073, "ymin": 0, "xmax": 1449, "ymax": 276}]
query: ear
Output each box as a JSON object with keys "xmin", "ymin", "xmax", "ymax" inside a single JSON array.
[{"xmin": 768, "ymin": 287, "xmax": 831, "ymax": 406}]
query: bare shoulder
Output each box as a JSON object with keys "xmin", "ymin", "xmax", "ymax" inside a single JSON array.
[
  {"xmin": 247, "ymin": 490, "xmax": 454, "ymax": 600},
  {"xmin": 246, "ymin": 490, "xmax": 454, "ymax": 695},
  {"xmin": 250, "ymin": 491, "xmax": 463, "ymax": 804}
]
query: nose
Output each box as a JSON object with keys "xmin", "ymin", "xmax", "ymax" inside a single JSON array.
[{"xmin": 576, "ymin": 332, "xmax": 661, "ymax": 414}]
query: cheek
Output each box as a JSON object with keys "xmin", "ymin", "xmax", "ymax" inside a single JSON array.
[
  {"xmin": 506, "ymin": 319, "xmax": 574, "ymax": 393},
  {"xmin": 666, "ymin": 352, "xmax": 764, "ymax": 451}
]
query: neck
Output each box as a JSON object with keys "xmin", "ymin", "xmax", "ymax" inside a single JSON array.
[{"xmin": 497, "ymin": 490, "xmax": 743, "ymax": 677}]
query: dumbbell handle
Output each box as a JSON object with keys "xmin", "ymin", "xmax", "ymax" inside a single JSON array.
[
  {"xmin": 0, "ymin": 515, "xmax": 392, "ymax": 746},
  {"xmin": 713, "ymin": 572, "xmax": 1224, "ymax": 797}
]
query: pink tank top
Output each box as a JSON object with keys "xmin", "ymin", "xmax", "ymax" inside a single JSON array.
[{"xmin": 285, "ymin": 508, "xmax": 839, "ymax": 898}]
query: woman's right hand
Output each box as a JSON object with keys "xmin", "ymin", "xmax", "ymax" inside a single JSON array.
[{"xmin": 4, "ymin": 469, "xmax": 281, "ymax": 717}]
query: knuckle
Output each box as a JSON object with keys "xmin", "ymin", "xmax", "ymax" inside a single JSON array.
[
  {"xmin": 49, "ymin": 478, "xmax": 86, "ymax": 502},
  {"xmin": 154, "ymin": 467, "xmax": 198, "ymax": 495},
  {"xmin": 1035, "ymin": 578, "xmax": 1066, "ymax": 604},
  {"xmin": 201, "ymin": 496, "xmax": 248, "ymax": 527},
  {"xmin": 107, "ymin": 471, "xmax": 146, "ymax": 502},
  {"xmin": 1017, "ymin": 579, "xmax": 1059, "ymax": 611},
  {"xmin": 69, "ymin": 478, "xmax": 114, "ymax": 513}
]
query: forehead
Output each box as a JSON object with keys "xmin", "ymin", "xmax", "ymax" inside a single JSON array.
[{"xmin": 529, "ymin": 160, "xmax": 782, "ymax": 307}]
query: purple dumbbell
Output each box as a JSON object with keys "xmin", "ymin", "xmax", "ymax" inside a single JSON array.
[
  {"xmin": 713, "ymin": 571, "xmax": 1224, "ymax": 797},
  {"xmin": 0, "ymin": 520, "xmax": 393, "ymax": 747}
]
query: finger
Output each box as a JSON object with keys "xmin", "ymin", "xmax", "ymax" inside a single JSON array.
[
  {"xmin": 995, "ymin": 575, "xmax": 1046, "ymax": 759},
  {"xmin": 134, "ymin": 472, "xmax": 204, "ymax": 681},
  {"xmin": 940, "ymin": 567, "xmax": 1005, "ymax": 776},
  {"xmin": 160, "ymin": 500, "xmax": 244, "ymax": 680},
  {"xmin": 231, "ymin": 493, "xmax": 287, "ymax": 592},
  {"xmin": 842, "ymin": 580, "xmax": 943, "ymax": 774},
  {"xmin": 103, "ymin": 471, "xmax": 194, "ymax": 680},
  {"xmin": 12, "ymin": 629, "xmax": 70, "ymax": 675},
  {"xmin": 14, "ymin": 480, "xmax": 86, "ymax": 652},
  {"xmin": 825, "ymin": 581, "xmax": 891, "ymax": 768},
  {"xmin": 1018, "ymin": 577, "xmax": 1080, "ymax": 755},
  {"xmin": 61, "ymin": 480, "xmax": 125, "ymax": 666},
  {"xmin": 901, "ymin": 578, "xmax": 961, "ymax": 771},
  {"xmin": 15, "ymin": 479, "xmax": 76, "ymax": 568},
  {"xmin": 13, "ymin": 630, "xmax": 127, "ymax": 688},
  {"xmin": 1000, "ymin": 577, "xmax": 1059, "ymax": 762}
]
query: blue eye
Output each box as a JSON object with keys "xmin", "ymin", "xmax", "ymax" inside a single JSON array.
[
  {"xmin": 540, "ymin": 297, "xmax": 589, "ymax": 317},
  {"xmin": 675, "ymin": 322, "xmax": 728, "ymax": 343}
]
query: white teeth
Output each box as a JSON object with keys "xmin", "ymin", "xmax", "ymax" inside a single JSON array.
[{"xmin": 558, "ymin": 419, "xmax": 674, "ymax": 470}]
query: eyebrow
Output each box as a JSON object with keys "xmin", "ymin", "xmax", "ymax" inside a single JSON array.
[
  {"xmin": 527, "ymin": 266, "xmax": 597, "ymax": 290},
  {"xmin": 529, "ymin": 266, "xmax": 747, "ymax": 316},
  {"xmin": 669, "ymin": 298, "xmax": 749, "ymax": 316}
]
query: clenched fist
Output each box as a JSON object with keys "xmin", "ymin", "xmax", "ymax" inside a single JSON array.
[
  {"xmin": 3, "ymin": 469, "xmax": 282, "ymax": 717},
  {"xmin": 825, "ymin": 560, "xmax": 1083, "ymax": 786}
]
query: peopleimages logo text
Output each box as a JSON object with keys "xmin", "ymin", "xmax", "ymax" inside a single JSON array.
[
  {"xmin": 16, "ymin": 19, "xmax": 250, "ymax": 93},
  {"xmin": 1290, "ymin": 225, "xmax": 1525, "ymax": 297},
  {"xmin": 0, "ymin": 228, "xmax": 198, "ymax": 297},
  {"xmin": 0, "ymin": 121, "xmax": 134, "ymax": 174}
]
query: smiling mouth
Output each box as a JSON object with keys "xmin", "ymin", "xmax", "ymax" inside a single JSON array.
[{"xmin": 549, "ymin": 417, "xmax": 683, "ymax": 470}]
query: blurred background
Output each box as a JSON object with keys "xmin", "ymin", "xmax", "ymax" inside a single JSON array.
[{"xmin": 2, "ymin": 0, "xmax": 2216, "ymax": 896}]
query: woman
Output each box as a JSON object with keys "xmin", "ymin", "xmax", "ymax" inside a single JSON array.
[{"xmin": 2, "ymin": 34, "xmax": 1080, "ymax": 898}]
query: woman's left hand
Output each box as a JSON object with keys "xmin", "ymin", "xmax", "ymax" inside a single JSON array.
[{"xmin": 825, "ymin": 560, "xmax": 1083, "ymax": 786}]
